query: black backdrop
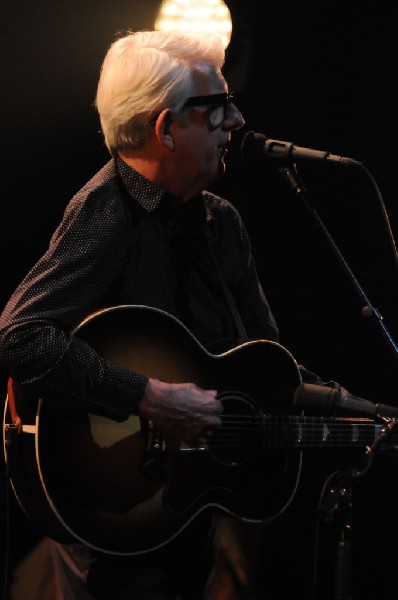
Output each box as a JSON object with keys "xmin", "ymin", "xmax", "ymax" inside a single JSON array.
[{"xmin": 2, "ymin": 1, "xmax": 398, "ymax": 598}]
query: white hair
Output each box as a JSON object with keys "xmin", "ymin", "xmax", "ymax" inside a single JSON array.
[{"xmin": 95, "ymin": 30, "xmax": 226, "ymax": 155}]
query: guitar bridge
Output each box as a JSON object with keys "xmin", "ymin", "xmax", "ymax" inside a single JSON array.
[
  {"xmin": 147, "ymin": 419, "xmax": 167, "ymax": 451},
  {"xmin": 140, "ymin": 419, "xmax": 167, "ymax": 481}
]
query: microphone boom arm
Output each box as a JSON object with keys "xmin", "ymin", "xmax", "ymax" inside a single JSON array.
[{"xmin": 278, "ymin": 163, "xmax": 398, "ymax": 363}]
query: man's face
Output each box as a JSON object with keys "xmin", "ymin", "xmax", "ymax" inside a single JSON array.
[{"xmin": 171, "ymin": 65, "xmax": 245, "ymax": 200}]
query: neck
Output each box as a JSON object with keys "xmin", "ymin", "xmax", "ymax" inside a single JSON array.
[{"xmin": 118, "ymin": 151, "xmax": 202, "ymax": 203}]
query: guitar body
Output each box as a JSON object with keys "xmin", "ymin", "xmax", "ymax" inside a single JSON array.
[
  {"xmin": 4, "ymin": 306, "xmax": 388, "ymax": 554},
  {"xmin": 2, "ymin": 305, "xmax": 316, "ymax": 555}
]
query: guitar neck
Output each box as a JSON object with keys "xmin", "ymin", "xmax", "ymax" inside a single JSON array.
[{"xmin": 263, "ymin": 415, "xmax": 385, "ymax": 448}]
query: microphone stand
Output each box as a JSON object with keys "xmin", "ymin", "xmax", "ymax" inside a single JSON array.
[
  {"xmin": 276, "ymin": 162, "xmax": 398, "ymax": 598},
  {"xmin": 277, "ymin": 164, "xmax": 398, "ymax": 362},
  {"xmin": 315, "ymin": 418, "xmax": 396, "ymax": 600}
]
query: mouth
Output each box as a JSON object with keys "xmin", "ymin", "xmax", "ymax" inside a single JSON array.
[
  {"xmin": 217, "ymin": 136, "xmax": 230, "ymax": 150},
  {"xmin": 217, "ymin": 143, "xmax": 228, "ymax": 156}
]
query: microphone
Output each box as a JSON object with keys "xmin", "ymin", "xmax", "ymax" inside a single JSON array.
[
  {"xmin": 241, "ymin": 130, "xmax": 362, "ymax": 167},
  {"xmin": 293, "ymin": 383, "xmax": 398, "ymax": 419}
]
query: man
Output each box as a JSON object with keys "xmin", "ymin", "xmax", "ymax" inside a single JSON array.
[{"xmin": 0, "ymin": 30, "xmax": 334, "ymax": 599}]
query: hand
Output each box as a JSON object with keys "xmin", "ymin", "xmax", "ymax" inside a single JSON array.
[{"xmin": 139, "ymin": 378, "xmax": 222, "ymax": 443}]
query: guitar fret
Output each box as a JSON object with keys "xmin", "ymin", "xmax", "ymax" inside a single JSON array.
[
  {"xmin": 289, "ymin": 416, "xmax": 384, "ymax": 448},
  {"xmin": 260, "ymin": 415, "xmax": 385, "ymax": 448}
]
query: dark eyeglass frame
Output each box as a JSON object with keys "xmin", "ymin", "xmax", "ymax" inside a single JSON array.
[{"xmin": 183, "ymin": 91, "xmax": 235, "ymax": 127}]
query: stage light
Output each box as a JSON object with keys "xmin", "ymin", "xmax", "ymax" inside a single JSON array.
[{"xmin": 154, "ymin": 0, "xmax": 232, "ymax": 50}]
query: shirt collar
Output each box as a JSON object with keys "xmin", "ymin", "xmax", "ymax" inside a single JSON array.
[
  {"xmin": 116, "ymin": 155, "xmax": 166, "ymax": 212},
  {"xmin": 115, "ymin": 154, "xmax": 213, "ymax": 228}
]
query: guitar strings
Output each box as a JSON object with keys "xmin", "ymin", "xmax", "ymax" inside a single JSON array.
[{"xmin": 200, "ymin": 416, "xmax": 387, "ymax": 448}]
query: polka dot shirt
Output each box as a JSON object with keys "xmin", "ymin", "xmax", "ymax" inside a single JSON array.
[{"xmin": 0, "ymin": 156, "xmax": 279, "ymax": 420}]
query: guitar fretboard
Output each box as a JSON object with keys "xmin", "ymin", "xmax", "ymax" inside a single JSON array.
[{"xmin": 205, "ymin": 415, "xmax": 389, "ymax": 449}]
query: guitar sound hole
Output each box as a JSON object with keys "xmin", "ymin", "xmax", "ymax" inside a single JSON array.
[{"xmin": 207, "ymin": 391, "xmax": 262, "ymax": 466}]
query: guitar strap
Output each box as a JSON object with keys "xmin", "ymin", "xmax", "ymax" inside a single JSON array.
[
  {"xmin": 206, "ymin": 233, "xmax": 248, "ymax": 345},
  {"xmin": 4, "ymin": 378, "xmax": 23, "ymax": 475},
  {"xmin": 6, "ymin": 377, "xmax": 22, "ymax": 433}
]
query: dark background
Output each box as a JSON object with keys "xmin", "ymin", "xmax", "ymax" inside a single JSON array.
[{"xmin": 2, "ymin": 1, "xmax": 398, "ymax": 598}]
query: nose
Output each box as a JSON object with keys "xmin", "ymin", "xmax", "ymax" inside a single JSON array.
[{"xmin": 224, "ymin": 102, "xmax": 245, "ymax": 131}]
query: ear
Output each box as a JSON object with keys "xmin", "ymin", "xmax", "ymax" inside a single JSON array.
[{"xmin": 154, "ymin": 108, "xmax": 175, "ymax": 151}]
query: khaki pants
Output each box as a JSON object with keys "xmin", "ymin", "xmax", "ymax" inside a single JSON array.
[
  {"xmin": 206, "ymin": 518, "xmax": 272, "ymax": 600},
  {"xmin": 8, "ymin": 538, "xmax": 57, "ymax": 600}
]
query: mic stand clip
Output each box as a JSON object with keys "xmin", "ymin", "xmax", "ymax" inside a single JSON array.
[{"xmin": 317, "ymin": 418, "xmax": 396, "ymax": 600}]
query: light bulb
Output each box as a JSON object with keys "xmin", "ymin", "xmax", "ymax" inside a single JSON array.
[{"xmin": 155, "ymin": 0, "xmax": 232, "ymax": 50}]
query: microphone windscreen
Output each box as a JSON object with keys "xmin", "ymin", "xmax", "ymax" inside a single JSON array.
[
  {"xmin": 293, "ymin": 383, "xmax": 338, "ymax": 414},
  {"xmin": 241, "ymin": 130, "xmax": 266, "ymax": 163}
]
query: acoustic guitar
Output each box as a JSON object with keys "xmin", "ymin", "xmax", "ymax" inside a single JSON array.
[{"xmin": 2, "ymin": 304, "xmax": 387, "ymax": 555}]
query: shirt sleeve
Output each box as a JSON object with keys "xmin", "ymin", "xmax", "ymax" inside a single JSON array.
[{"xmin": 0, "ymin": 186, "xmax": 148, "ymax": 421}]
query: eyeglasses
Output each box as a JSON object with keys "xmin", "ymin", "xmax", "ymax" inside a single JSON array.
[{"xmin": 183, "ymin": 91, "xmax": 235, "ymax": 128}]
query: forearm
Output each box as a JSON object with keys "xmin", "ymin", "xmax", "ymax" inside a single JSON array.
[{"xmin": 0, "ymin": 324, "xmax": 148, "ymax": 420}]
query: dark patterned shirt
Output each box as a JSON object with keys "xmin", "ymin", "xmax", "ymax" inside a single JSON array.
[{"xmin": 0, "ymin": 156, "xmax": 279, "ymax": 420}]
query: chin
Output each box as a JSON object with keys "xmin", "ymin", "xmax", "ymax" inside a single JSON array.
[
  {"xmin": 216, "ymin": 158, "xmax": 226, "ymax": 178},
  {"xmin": 202, "ymin": 160, "xmax": 225, "ymax": 190}
]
